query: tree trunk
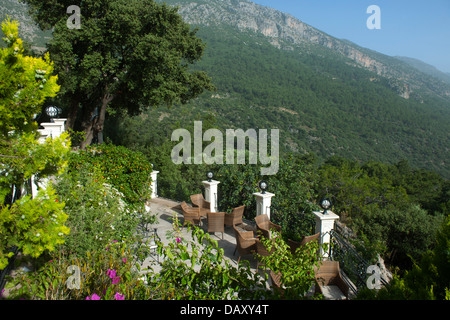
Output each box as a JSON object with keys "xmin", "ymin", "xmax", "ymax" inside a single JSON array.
[
  {"xmin": 79, "ymin": 87, "xmax": 114, "ymax": 149},
  {"xmin": 66, "ymin": 96, "xmax": 80, "ymax": 131},
  {"xmin": 79, "ymin": 113, "xmax": 95, "ymax": 150},
  {"xmin": 94, "ymin": 90, "xmax": 114, "ymax": 145}
]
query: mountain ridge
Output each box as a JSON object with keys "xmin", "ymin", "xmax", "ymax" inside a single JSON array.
[
  {"xmin": 395, "ymin": 56, "xmax": 450, "ymax": 85},
  {"xmin": 162, "ymin": 0, "xmax": 450, "ymax": 102}
]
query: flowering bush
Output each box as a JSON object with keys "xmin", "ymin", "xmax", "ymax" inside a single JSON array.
[
  {"xmin": 67, "ymin": 143, "xmax": 154, "ymax": 207},
  {"xmin": 0, "ymin": 186, "xmax": 70, "ymax": 270},
  {"xmin": 6, "ymin": 240, "xmax": 153, "ymax": 300},
  {"xmin": 54, "ymin": 164, "xmax": 147, "ymax": 256},
  {"xmin": 148, "ymin": 215, "xmax": 268, "ymax": 300}
]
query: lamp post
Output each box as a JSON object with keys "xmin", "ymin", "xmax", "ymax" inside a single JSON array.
[
  {"xmin": 314, "ymin": 196, "xmax": 339, "ymax": 258},
  {"xmin": 45, "ymin": 106, "xmax": 61, "ymax": 122},
  {"xmin": 203, "ymin": 172, "xmax": 219, "ymax": 212},
  {"xmin": 254, "ymin": 180, "xmax": 274, "ymax": 218},
  {"xmin": 259, "ymin": 180, "xmax": 268, "ymax": 194},
  {"xmin": 320, "ymin": 197, "xmax": 332, "ymax": 215}
]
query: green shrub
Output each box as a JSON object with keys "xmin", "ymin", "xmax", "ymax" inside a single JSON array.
[
  {"xmin": 149, "ymin": 215, "xmax": 267, "ymax": 300},
  {"xmin": 356, "ymin": 215, "xmax": 450, "ymax": 300},
  {"xmin": 256, "ymin": 231, "xmax": 322, "ymax": 299},
  {"xmin": 352, "ymin": 204, "xmax": 443, "ymax": 269},
  {"xmin": 54, "ymin": 165, "xmax": 152, "ymax": 256},
  {"xmin": 0, "ymin": 186, "xmax": 70, "ymax": 270},
  {"xmin": 68, "ymin": 144, "xmax": 154, "ymax": 207},
  {"xmin": 6, "ymin": 240, "xmax": 153, "ymax": 300}
]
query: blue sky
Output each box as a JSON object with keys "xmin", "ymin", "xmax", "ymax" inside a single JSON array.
[{"xmin": 251, "ymin": 0, "xmax": 450, "ymax": 73}]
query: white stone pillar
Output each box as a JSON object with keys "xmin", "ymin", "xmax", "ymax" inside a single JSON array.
[
  {"xmin": 202, "ymin": 180, "xmax": 220, "ymax": 212},
  {"xmin": 37, "ymin": 130, "xmax": 50, "ymax": 143},
  {"xmin": 253, "ymin": 192, "xmax": 275, "ymax": 219},
  {"xmin": 150, "ymin": 170, "xmax": 159, "ymax": 199},
  {"xmin": 38, "ymin": 118, "xmax": 67, "ymax": 139},
  {"xmin": 31, "ymin": 175, "xmax": 38, "ymax": 199},
  {"xmin": 313, "ymin": 210, "xmax": 340, "ymax": 258},
  {"xmin": 33, "ymin": 119, "xmax": 67, "ymax": 197},
  {"xmin": 37, "ymin": 118, "xmax": 67, "ymax": 143},
  {"xmin": 53, "ymin": 118, "xmax": 67, "ymax": 135}
]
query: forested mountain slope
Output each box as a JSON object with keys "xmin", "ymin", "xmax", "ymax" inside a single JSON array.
[
  {"xmin": 131, "ymin": 0, "xmax": 450, "ymax": 177},
  {"xmin": 1, "ymin": 0, "xmax": 449, "ymax": 177}
]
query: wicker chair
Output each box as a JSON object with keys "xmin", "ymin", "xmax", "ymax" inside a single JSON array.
[
  {"xmin": 287, "ymin": 232, "xmax": 321, "ymax": 254},
  {"xmin": 255, "ymin": 214, "xmax": 281, "ymax": 239},
  {"xmin": 233, "ymin": 226, "xmax": 257, "ymax": 264},
  {"xmin": 255, "ymin": 238, "xmax": 276, "ymax": 269},
  {"xmin": 314, "ymin": 260, "xmax": 350, "ymax": 299},
  {"xmin": 207, "ymin": 211, "xmax": 225, "ymax": 239},
  {"xmin": 270, "ymin": 270, "xmax": 284, "ymax": 297},
  {"xmin": 180, "ymin": 201, "xmax": 202, "ymax": 227},
  {"xmin": 190, "ymin": 194, "xmax": 211, "ymax": 218},
  {"xmin": 224, "ymin": 205, "xmax": 245, "ymax": 227}
]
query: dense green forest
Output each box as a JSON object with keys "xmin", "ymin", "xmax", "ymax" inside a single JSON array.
[
  {"xmin": 104, "ymin": 23, "xmax": 450, "ymax": 179},
  {"xmin": 103, "ymin": 25, "xmax": 449, "ymax": 273}
]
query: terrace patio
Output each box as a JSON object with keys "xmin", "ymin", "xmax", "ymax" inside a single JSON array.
[{"xmin": 138, "ymin": 196, "xmax": 352, "ymax": 300}]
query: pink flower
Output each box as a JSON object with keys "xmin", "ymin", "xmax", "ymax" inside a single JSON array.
[
  {"xmin": 112, "ymin": 276, "xmax": 120, "ymax": 284},
  {"xmin": 114, "ymin": 292, "xmax": 124, "ymax": 300},
  {"xmin": 122, "ymin": 257, "xmax": 127, "ymax": 263},
  {"xmin": 176, "ymin": 237, "xmax": 181, "ymax": 243},
  {"xmin": 107, "ymin": 269, "xmax": 116, "ymax": 279},
  {"xmin": 86, "ymin": 293, "xmax": 101, "ymax": 300}
]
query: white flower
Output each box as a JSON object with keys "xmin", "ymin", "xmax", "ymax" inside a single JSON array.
[
  {"xmin": 21, "ymin": 215, "xmax": 25, "ymax": 219},
  {"xmin": 36, "ymin": 233, "xmax": 40, "ymax": 237}
]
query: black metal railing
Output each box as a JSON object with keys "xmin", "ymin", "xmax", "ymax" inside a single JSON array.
[
  {"xmin": 327, "ymin": 229, "xmax": 390, "ymax": 295},
  {"xmin": 0, "ymin": 246, "xmax": 19, "ymax": 292}
]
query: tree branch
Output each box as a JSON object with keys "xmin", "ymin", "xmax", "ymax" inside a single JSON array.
[{"xmin": 0, "ymin": 154, "xmax": 20, "ymax": 158}]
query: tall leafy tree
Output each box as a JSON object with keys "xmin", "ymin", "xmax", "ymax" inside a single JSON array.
[
  {"xmin": 0, "ymin": 18, "xmax": 70, "ymax": 269},
  {"xmin": 22, "ymin": 0, "xmax": 214, "ymax": 148}
]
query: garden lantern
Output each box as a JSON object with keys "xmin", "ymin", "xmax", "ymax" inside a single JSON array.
[
  {"xmin": 45, "ymin": 105, "xmax": 61, "ymax": 122},
  {"xmin": 259, "ymin": 180, "xmax": 268, "ymax": 194},
  {"xmin": 320, "ymin": 197, "xmax": 332, "ymax": 214}
]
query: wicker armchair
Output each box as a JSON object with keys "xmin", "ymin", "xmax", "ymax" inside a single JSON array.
[
  {"xmin": 207, "ymin": 211, "xmax": 225, "ymax": 239},
  {"xmin": 224, "ymin": 205, "xmax": 245, "ymax": 227},
  {"xmin": 190, "ymin": 194, "xmax": 211, "ymax": 218},
  {"xmin": 287, "ymin": 232, "xmax": 321, "ymax": 254},
  {"xmin": 255, "ymin": 238, "xmax": 276, "ymax": 269},
  {"xmin": 180, "ymin": 201, "xmax": 202, "ymax": 227},
  {"xmin": 255, "ymin": 214, "xmax": 281, "ymax": 239},
  {"xmin": 233, "ymin": 226, "xmax": 257, "ymax": 264},
  {"xmin": 314, "ymin": 260, "xmax": 350, "ymax": 299},
  {"xmin": 270, "ymin": 270, "xmax": 284, "ymax": 297}
]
